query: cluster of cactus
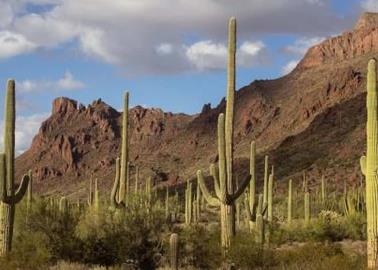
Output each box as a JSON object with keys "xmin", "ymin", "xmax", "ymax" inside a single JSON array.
[
  {"xmin": 0, "ymin": 80, "xmax": 31, "ymax": 255},
  {"xmin": 244, "ymin": 141, "xmax": 273, "ymax": 245},
  {"xmin": 197, "ymin": 17, "xmax": 251, "ymax": 249}
]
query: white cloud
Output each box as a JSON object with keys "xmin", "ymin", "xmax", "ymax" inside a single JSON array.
[
  {"xmin": 281, "ymin": 60, "xmax": 299, "ymax": 75},
  {"xmin": 282, "ymin": 36, "xmax": 326, "ymax": 56},
  {"xmin": 17, "ymin": 71, "xmax": 85, "ymax": 92},
  {"xmin": 0, "ymin": 0, "xmax": 352, "ymax": 75},
  {"xmin": 79, "ymin": 28, "xmax": 118, "ymax": 64},
  {"xmin": 156, "ymin": 43, "xmax": 173, "ymax": 55},
  {"xmin": 0, "ymin": 31, "xmax": 37, "ymax": 59},
  {"xmin": 361, "ymin": 0, "xmax": 378, "ymax": 11},
  {"xmin": 0, "ymin": 113, "xmax": 49, "ymax": 155},
  {"xmin": 185, "ymin": 40, "xmax": 228, "ymax": 70},
  {"xmin": 185, "ymin": 40, "xmax": 266, "ymax": 70}
]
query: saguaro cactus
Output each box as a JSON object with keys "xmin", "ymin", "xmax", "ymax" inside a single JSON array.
[
  {"xmin": 249, "ymin": 141, "xmax": 256, "ymax": 214},
  {"xmin": 197, "ymin": 17, "xmax": 251, "ymax": 249},
  {"xmin": 110, "ymin": 92, "xmax": 131, "ymax": 208},
  {"xmin": 185, "ymin": 181, "xmax": 192, "ymax": 225},
  {"xmin": 169, "ymin": 233, "xmax": 179, "ymax": 270},
  {"xmin": 119, "ymin": 92, "xmax": 129, "ymax": 203},
  {"xmin": 0, "ymin": 80, "xmax": 30, "ymax": 255},
  {"xmin": 288, "ymin": 179, "xmax": 293, "ymax": 225},
  {"xmin": 267, "ymin": 173, "xmax": 274, "ymax": 222},
  {"xmin": 27, "ymin": 170, "xmax": 33, "ymax": 212},
  {"xmin": 360, "ymin": 58, "xmax": 378, "ymax": 269},
  {"xmin": 321, "ymin": 174, "xmax": 326, "ymax": 205},
  {"xmin": 110, "ymin": 157, "xmax": 123, "ymax": 208},
  {"xmin": 304, "ymin": 191, "xmax": 310, "ymax": 225}
]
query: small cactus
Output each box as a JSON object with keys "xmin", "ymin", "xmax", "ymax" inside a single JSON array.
[{"xmin": 169, "ymin": 233, "xmax": 179, "ymax": 270}]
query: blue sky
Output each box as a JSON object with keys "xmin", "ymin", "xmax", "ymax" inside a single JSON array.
[{"xmin": 0, "ymin": 0, "xmax": 376, "ymax": 153}]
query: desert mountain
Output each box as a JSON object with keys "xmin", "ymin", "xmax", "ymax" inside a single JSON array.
[{"xmin": 15, "ymin": 12, "xmax": 378, "ymax": 197}]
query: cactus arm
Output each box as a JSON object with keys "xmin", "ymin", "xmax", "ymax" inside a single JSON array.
[
  {"xmin": 361, "ymin": 156, "xmax": 366, "ymax": 176},
  {"xmin": 196, "ymin": 170, "xmax": 220, "ymax": 207},
  {"xmin": 228, "ymin": 174, "xmax": 251, "ymax": 202},
  {"xmin": 4, "ymin": 174, "xmax": 30, "ymax": 205},
  {"xmin": 110, "ymin": 157, "xmax": 123, "ymax": 208},
  {"xmin": 210, "ymin": 164, "xmax": 221, "ymax": 198}
]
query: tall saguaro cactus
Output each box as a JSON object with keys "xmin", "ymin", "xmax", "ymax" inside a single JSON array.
[
  {"xmin": 360, "ymin": 58, "xmax": 378, "ymax": 269},
  {"xmin": 110, "ymin": 92, "xmax": 130, "ymax": 208},
  {"xmin": 197, "ymin": 17, "xmax": 251, "ymax": 250},
  {"xmin": 119, "ymin": 92, "xmax": 129, "ymax": 203},
  {"xmin": 0, "ymin": 80, "xmax": 30, "ymax": 255}
]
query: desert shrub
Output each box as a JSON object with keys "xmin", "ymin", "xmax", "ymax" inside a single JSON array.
[
  {"xmin": 76, "ymin": 194, "xmax": 166, "ymax": 269},
  {"xmin": 178, "ymin": 225, "xmax": 222, "ymax": 269},
  {"xmin": 275, "ymin": 242, "xmax": 365, "ymax": 270},
  {"xmin": 227, "ymin": 233, "xmax": 277, "ymax": 269}
]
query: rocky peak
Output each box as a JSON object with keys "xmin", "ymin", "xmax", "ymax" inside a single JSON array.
[
  {"xmin": 355, "ymin": 12, "xmax": 378, "ymax": 31},
  {"xmin": 52, "ymin": 97, "xmax": 78, "ymax": 115},
  {"xmin": 297, "ymin": 12, "xmax": 378, "ymax": 70}
]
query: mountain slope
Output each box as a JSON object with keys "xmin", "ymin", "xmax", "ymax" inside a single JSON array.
[{"xmin": 15, "ymin": 13, "xmax": 378, "ymax": 197}]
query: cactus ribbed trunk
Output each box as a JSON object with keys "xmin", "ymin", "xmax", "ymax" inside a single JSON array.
[
  {"xmin": 249, "ymin": 141, "xmax": 256, "ymax": 212},
  {"xmin": 119, "ymin": 92, "xmax": 129, "ymax": 203},
  {"xmin": 321, "ymin": 175, "xmax": 326, "ymax": 205},
  {"xmin": 361, "ymin": 59, "xmax": 378, "ymax": 269},
  {"xmin": 288, "ymin": 179, "xmax": 292, "ymax": 225},
  {"xmin": 304, "ymin": 192, "xmax": 310, "ymax": 225},
  {"xmin": 169, "ymin": 233, "xmax": 179, "ymax": 270}
]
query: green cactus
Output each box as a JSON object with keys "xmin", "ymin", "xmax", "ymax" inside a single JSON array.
[
  {"xmin": 169, "ymin": 233, "xmax": 179, "ymax": 270},
  {"xmin": 288, "ymin": 179, "xmax": 293, "ymax": 225},
  {"xmin": 196, "ymin": 180, "xmax": 201, "ymax": 220},
  {"xmin": 0, "ymin": 80, "xmax": 30, "ymax": 255},
  {"xmin": 88, "ymin": 176, "xmax": 94, "ymax": 207},
  {"xmin": 321, "ymin": 174, "xmax": 326, "ymax": 206},
  {"xmin": 27, "ymin": 170, "xmax": 33, "ymax": 212},
  {"xmin": 304, "ymin": 191, "xmax": 310, "ymax": 225},
  {"xmin": 110, "ymin": 92, "xmax": 131, "ymax": 208},
  {"xmin": 165, "ymin": 186, "xmax": 169, "ymax": 220},
  {"xmin": 197, "ymin": 17, "xmax": 251, "ymax": 249},
  {"xmin": 119, "ymin": 92, "xmax": 129, "ymax": 203},
  {"xmin": 267, "ymin": 172, "xmax": 274, "ymax": 223},
  {"xmin": 146, "ymin": 177, "xmax": 152, "ymax": 206},
  {"xmin": 59, "ymin": 196, "xmax": 68, "ymax": 214},
  {"xmin": 185, "ymin": 181, "xmax": 192, "ymax": 225},
  {"xmin": 249, "ymin": 141, "xmax": 256, "ymax": 216},
  {"xmin": 254, "ymin": 194, "xmax": 267, "ymax": 244},
  {"xmin": 135, "ymin": 165, "xmax": 139, "ymax": 194},
  {"xmin": 263, "ymin": 155, "xmax": 269, "ymax": 207},
  {"xmin": 94, "ymin": 178, "xmax": 99, "ymax": 213},
  {"xmin": 110, "ymin": 157, "xmax": 123, "ymax": 208}
]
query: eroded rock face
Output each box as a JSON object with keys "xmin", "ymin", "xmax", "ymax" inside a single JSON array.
[
  {"xmin": 14, "ymin": 12, "xmax": 378, "ymax": 196},
  {"xmin": 299, "ymin": 12, "xmax": 378, "ymax": 69}
]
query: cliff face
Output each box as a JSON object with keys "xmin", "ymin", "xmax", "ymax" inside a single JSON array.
[{"xmin": 15, "ymin": 13, "xmax": 378, "ymax": 197}]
